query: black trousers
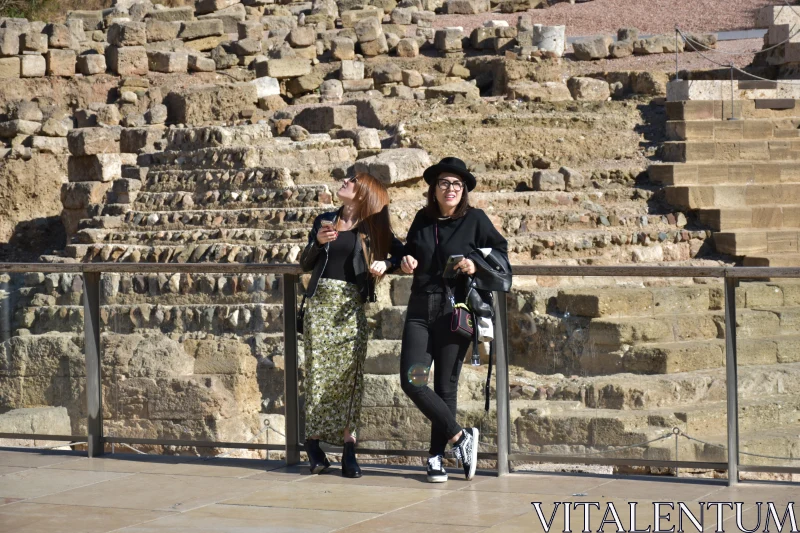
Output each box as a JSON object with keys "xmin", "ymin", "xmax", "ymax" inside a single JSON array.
[{"xmin": 399, "ymin": 292, "xmax": 472, "ymax": 457}]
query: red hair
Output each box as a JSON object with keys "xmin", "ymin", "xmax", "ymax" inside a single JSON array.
[{"xmin": 351, "ymin": 173, "xmax": 393, "ymax": 277}]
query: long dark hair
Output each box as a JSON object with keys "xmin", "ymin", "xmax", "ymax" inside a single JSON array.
[
  {"xmin": 351, "ymin": 173, "xmax": 393, "ymax": 278},
  {"xmin": 423, "ymin": 179, "xmax": 470, "ymax": 220}
]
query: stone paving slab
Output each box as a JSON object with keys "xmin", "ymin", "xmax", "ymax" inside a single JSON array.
[{"xmin": 0, "ymin": 450, "xmax": 799, "ymax": 533}]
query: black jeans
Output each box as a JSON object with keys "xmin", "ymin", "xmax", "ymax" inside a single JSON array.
[{"xmin": 399, "ymin": 292, "xmax": 472, "ymax": 457}]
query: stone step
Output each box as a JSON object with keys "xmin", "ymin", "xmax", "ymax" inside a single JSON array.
[
  {"xmin": 163, "ymin": 124, "xmax": 274, "ymax": 152},
  {"xmin": 132, "ymin": 185, "xmax": 334, "ymax": 211},
  {"xmin": 648, "ymin": 161, "xmax": 800, "ymax": 186},
  {"xmin": 698, "ymin": 207, "xmax": 800, "ymax": 231},
  {"xmin": 661, "ymin": 139, "xmax": 800, "ymax": 163},
  {"xmin": 665, "ymin": 118, "xmax": 800, "ymax": 141},
  {"xmin": 714, "ymin": 229, "xmax": 800, "ymax": 256},
  {"xmin": 74, "ymin": 227, "xmax": 308, "ymax": 247},
  {"xmin": 666, "ymin": 99, "xmax": 800, "ymax": 122},
  {"xmin": 142, "ymin": 167, "xmax": 295, "ymax": 193},
  {"xmin": 16, "ymin": 303, "xmax": 284, "ymax": 335},
  {"xmin": 64, "ymin": 241, "xmax": 303, "ymax": 264},
  {"xmin": 743, "ymin": 253, "xmax": 800, "ymax": 267},
  {"xmin": 665, "ymin": 183, "xmax": 800, "ymax": 209},
  {"xmin": 114, "ymin": 206, "xmax": 328, "ymax": 230}
]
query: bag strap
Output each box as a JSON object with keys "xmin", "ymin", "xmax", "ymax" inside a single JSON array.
[
  {"xmin": 485, "ymin": 339, "xmax": 493, "ymax": 413},
  {"xmin": 435, "ymin": 222, "xmax": 457, "ymax": 307}
]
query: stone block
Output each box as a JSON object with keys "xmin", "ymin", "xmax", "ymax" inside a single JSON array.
[
  {"xmin": 77, "ymin": 53, "xmax": 106, "ymax": 75},
  {"xmin": 184, "ymin": 35, "xmax": 226, "ymax": 52},
  {"xmin": 567, "ymin": 77, "xmax": 611, "ymax": 101},
  {"xmin": 61, "ymin": 181, "xmax": 111, "ymax": 209},
  {"xmin": 332, "ymin": 37, "xmax": 355, "ymax": 60},
  {"xmin": 120, "ymin": 126, "xmax": 164, "ymax": 153},
  {"xmin": 396, "ymin": 37, "xmax": 419, "ymax": 57},
  {"xmin": 0, "ymin": 28, "xmax": 20, "ymax": 57},
  {"xmin": 179, "ymin": 20, "xmax": 224, "ymax": 40},
  {"xmin": 425, "ymin": 81, "xmax": 479, "ymax": 100},
  {"xmin": 391, "ymin": 7, "xmax": 415, "ymax": 25},
  {"xmin": 401, "ymin": 69, "xmax": 423, "ymax": 87},
  {"xmin": 238, "ymin": 21, "xmax": 263, "ymax": 41},
  {"xmin": 188, "ymin": 52, "xmax": 217, "ymax": 72},
  {"xmin": 320, "ymin": 79, "xmax": 344, "ymax": 101},
  {"xmin": 412, "ymin": 11, "xmax": 435, "ymax": 27},
  {"xmin": 108, "ymin": 22, "xmax": 147, "ymax": 46},
  {"xmin": 371, "ymin": 62, "xmax": 402, "ymax": 85},
  {"xmin": 434, "ymin": 27, "xmax": 463, "ymax": 52},
  {"xmin": 20, "ymin": 55, "xmax": 46, "ymax": 78},
  {"xmin": 558, "ymin": 166, "xmax": 585, "ymax": 190},
  {"xmin": 10, "ymin": 101, "xmax": 42, "ymax": 122},
  {"xmin": 45, "ymin": 49, "xmax": 76, "ymax": 77},
  {"xmin": 360, "ymin": 34, "xmax": 389, "ymax": 57},
  {"xmin": 256, "ymin": 58, "xmax": 311, "ymax": 78},
  {"xmin": 533, "ymin": 169, "xmax": 565, "ymax": 191},
  {"xmin": 286, "ymin": 71, "xmax": 324, "ymax": 96},
  {"xmin": 0, "ymin": 120, "xmax": 39, "ymax": 137},
  {"xmin": 632, "ymin": 71, "xmax": 668, "ymax": 96},
  {"xmin": 146, "ymin": 20, "xmax": 181, "ymax": 43},
  {"xmin": 68, "ymin": 10, "xmax": 104, "ymax": 31},
  {"xmin": 41, "ymin": 117, "xmax": 72, "ymax": 137},
  {"xmin": 292, "ymin": 104, "xmax": 358, "ymax": 133},
  {"xmin": 252, "ymin": 76, "xmax": 280, "ymax": 98},
  {"xmin": 444, "ymin": 0, "xmax": 489, "ymax": 14},
  {"xmin": 261, "ymin": 16, "xmax": 297, "ymax": 33},
  {"xmin": 533, "ymin": 24, "xmax": 565, "ymax": 58},
  {"xmin": 166, "ymin": 83, "xmax": 257, "ymax": 124},
  {"xmin": 107, "ymin": 45, "xmax": 149, "ymax": 76},
  {"xmin": 68, "ymin": 154, "xmax": 122, "ymax": 182},
  {"xmin": 355, "ymin": 17, "xmax": 383, "ymax": 43},
  {"xmin": 573, "ymin": 35, "xmax": 612, "ymax": 60},
  {"xmin": 354, "ymin": 148, "xmax": 432, "ymax": 185},
  {"xmin": 196, "ymin": 0, "xmax": 241, "ymax": 15},
  {"xmin": 147, "ymin": 50, "xmax": 188, "ymax": 73},
  {"xmin": 340, "ymin": 59, "xmax": 365, "ymax": 80},
  {"xmin": 609, "ymin": 40, "xmax": 634, "ymax": 59},
  {"xmin": 20, "ymin": 32, "xmax": 47, "ymax": 53},
  {"xmin": 289, "ymin": 26, "xmax": 316, "ymax": 48},
  {"xmin": 471, "ymin": 27, "xmax": 493, "ymax": 49},
  {"xmin": 146, "ymin": 6, "xmax": 195, "ymax": 22},
  {"xmin": 340, "ymin": 7, "xmax": 383, "ymax": 28},
  {"xmin": 47, "ymin": 24, "xmax": 77, "ymax": 50},
  {"xmin": 634, "ymin": 34, "xmax": 684, "ymax": 55},
  {"xmin": 67, "ymin": 128, "xmax": 120, "ymax": 156},
  {"xmin": 342, "ymin": 79, "xmax": 374, "ymax": 92},
  {"xmin": 197, "ymin": 4, "xmax": 246, "ymax": 33}
]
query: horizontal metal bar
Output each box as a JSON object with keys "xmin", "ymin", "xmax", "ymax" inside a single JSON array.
[
  {"xmin": 0, "ymin": 433, "xmax": 86, "ymax": 441},
  {"xmin": 313, "ymin": 445, "xmax": 496, "ymax": 460},
  {"xmin": 3, "ymin": 263, "xmax": 800, "ymax": 279},
  {"xmin": 104, "ymin": 437, "xmax": 285, "ymax": 451},
  {"xmin": 738, "ymin": 465, "xmax": 800, "ymax": 475},
  {"xmin": 508, "ymin": 453, "xmax": 727, "ymax": 470}
]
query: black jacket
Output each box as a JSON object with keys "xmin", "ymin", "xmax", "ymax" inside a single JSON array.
[{"xmin": 299, "ymin": 209, "xmax": 405, "ymax": 303}]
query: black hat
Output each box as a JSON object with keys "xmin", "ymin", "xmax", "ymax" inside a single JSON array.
[{"xmin": 423, "ymin": 157, "xmax": 477, "ymax": 192}]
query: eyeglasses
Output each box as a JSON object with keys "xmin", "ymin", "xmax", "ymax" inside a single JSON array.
[
  {"xmin": 342, "ymin": 177, "xmax": 358, "ymax": 185},
  {"xmin": 437, "ymin": 179, "xmax": 463, "ymax": 192}
]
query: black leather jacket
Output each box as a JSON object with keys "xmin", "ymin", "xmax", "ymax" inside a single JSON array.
[{"xmin": 299, "ymin": 209, "xmax": 405, "ymax": 303}]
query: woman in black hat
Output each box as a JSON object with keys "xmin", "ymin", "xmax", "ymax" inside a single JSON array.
[{"xmin": 399, "ymin": 157, "xmax": 508, "ymax": 483}]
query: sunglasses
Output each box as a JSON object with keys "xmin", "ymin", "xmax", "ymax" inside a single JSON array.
[{"xmin": 341, "ymin": 177, "xmax": 358, "ymax": 185}]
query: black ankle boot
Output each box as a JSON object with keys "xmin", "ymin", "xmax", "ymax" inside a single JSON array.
[
  {"xmin": 305, "ymin": 439, "xmax": 330, "ymax": 474},
  {"xmin": 341, "ymin": 441, "xmax": 362, "ymax": 478}
]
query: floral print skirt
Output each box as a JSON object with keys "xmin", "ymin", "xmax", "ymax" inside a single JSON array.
[{"xmin": 303, "ymin": 278, "xmax": 367, "ymax": 445}]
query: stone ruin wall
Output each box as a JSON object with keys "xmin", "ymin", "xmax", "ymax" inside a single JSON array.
[{"xmin": 0, "ymin": 0, "xmax": 799, "ymax": 478}]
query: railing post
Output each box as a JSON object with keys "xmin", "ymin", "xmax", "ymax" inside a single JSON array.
[
  {"xmin": 494, "ymin": 292, "xmax": 510, "ymax": 476},
  {"xmin": 282, "ymin": 273, "xmax": 301, "ymax": 465},
  {"xmin": 82, "ymin": 271, "xmax": 104, "ymax": 457},
  {"xmin": 724, "ymin": 275, "xmax": 739, "ymax": 486}
]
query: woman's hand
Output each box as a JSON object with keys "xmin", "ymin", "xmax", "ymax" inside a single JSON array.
[
  {"xmin": 401, "ymin": 255, "xmax": 418, "ymax": 274},
  {"xmin": 316, "ymin": 226, "xmax": 338, "ymax": 245},
  {"xmin": 455, "ymin": 258, "xmax": 476, "ymax": 276},
  {"xmin": 369, "ymin": 260, "xmax": 387, "ymax": 276}
]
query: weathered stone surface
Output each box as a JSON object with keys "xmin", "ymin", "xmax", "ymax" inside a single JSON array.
[
  {"xmin": 634, "ymin": 34, "xmax": 684, "ymax": 55},
  {"xmin": 567, "ymin": 77, "xmax": 611, "ymax": 101},
  {"xmin": 146, "ymin": 6, "xmax": 195, "ymax": 22},
  {"xmin": 336, "ymin": 127, "xmax": 381, "ymax": 150},
  {"xmin": 354, "ymin": 148, "xmax": 432, "ymax": 184},
  {"xmin": 507, "ymin": 81, "xmax": 572, "ymax": 102},
  {"xmin": 371, "ymin": 62, "xmax": 403, "ymax": 85},
  {"xmin": 146, "ymin": 20, "xmax": 181, "ymax": 42},
  {"xmin": 20, "ymin": 32, "xmax": 48, "ymax": 54},
  {"xmin": 196, "ymin": 0, "xmax": 241, "ymax": 15},
  {"xmin": 61, "ymin": 181, "xmax": 112, "ymax": 209},
  {"xmin": 331, "ymin": 37, "xmax": 356, "ymax": 60},
  {"xmin": 238, "ymin": 20, "xmax": 263, "ymax": 41},
  {"xmin": 572, "ymin": 35, "xmax": 612, "ymax": 60},
  {"xmin": 355, "ymin": 17, "xmax": 382, "ymax": 43},
  {"xmin": 197, "ymin": 3, "xmax": 246, "ymax": 33},
  {"xmin": 0, "ymin": 28, "xmax": 20, "ymax": 57},
  {"xmin": 434, "ymin": 27, "xmax": 463, "ymax": 51},
  {"xmin": 20, "ymin": 55, "xmax": 46, "ymax": 78},
  {"xmin": 77, "ymin": 53, "xmax": 107, "ymax": 75},
  {"xmin": 147, "ymin": 50, "xmax": 189, "ymax": 73},
  {"xmin": 252, "ymin": 76, "xmax": 280, "ymax": 98},
  {"xmin": 360, "ymin": 34, "xmax": 389, "ymax": 56},
  {"xmin": 631, "ymin": 71, "xmax": 668, "ymax": 96},
  {"xmin": 120, "ymin": 126, "xmax": 164, "ymax": 153},
  {"xmin": 288, "ymin": 26, "xmax": 316, "ymax": 48},
  {"xmin": 340, "ymin": 7, "xmax": 383, "ymax": 28},
  {"xmin": 425, "ymin": 81, "xmax": 479, "ymax": 100},
  {"xmin": 47, "ymin": 23, "xmax": 77, "ymax": 50},
  {"xmin": 68, "ymin": 154, "xmax": 122, "ymax": 182},
  {"xmin": 256, "ymin": 58, "xmax": 312, "ymax": 78},
  {"xmin": 292, "ymin": 104, "xmax": 358, "ymax": 133},
  {"xmin": 166, "ymin": 83, "xmax": 257, "ymax": 124},
  {"xmin": 67, "ymin": 128, "xmax": 120, "ymax": 156},
  {"xmin": 108, "ymin": 22, "xmax": 147, "ymax": 46},
  {"xmin": 396, "ymin": 37, "xmax": 419, "ymax": 57},
  {"xmin": 444, "ymin": 0, "xmax": 489, "ymax": 14},
  {"xmin": 184, "ymin": 34, "xmax": 226, "ymax": 52},
  {"xmin": 0, "ymin": 120, "xmax": 39, "ymax": 138},
  {"xmin": 45, "ymin": 49, "xmax": 76, "ymax": 77},
  {"xmin": 609, "ymin": 40, "xmax": 634, "ymax": 59},
  {"xmin": 533, "ymin": 169, "xmax": 565, "ymax": 191},
  {"xmin": 0, "ymin": 57, "xmax": 19, "ymax": 78},
  {"xmin": 188, "ymin": 52, "xmax": 216, "ymax": 72},
  {"xmin": 107, "ymin": 46, "xmax": 149, "ymax": 76},
  {"xmin": 179, "ymin": 20, "xmax": 224, "ymax": 41},
  {"xmin": 340, "ymin": 59, "xmax": 365, "ymax": 81}
]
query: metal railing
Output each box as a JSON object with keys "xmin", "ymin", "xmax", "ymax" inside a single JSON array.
[{"xmin": 2, "ymin": 262, "xmax": 800, "ymax": 486}]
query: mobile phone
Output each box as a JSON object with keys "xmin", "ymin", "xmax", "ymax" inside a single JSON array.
[
  {"xmin": 443, "ymin": 254, "xmax": 465, "ymax": 278},
  {"xmin": 320, "ymin": 220, "xmax": 335, "ymax": 229}
]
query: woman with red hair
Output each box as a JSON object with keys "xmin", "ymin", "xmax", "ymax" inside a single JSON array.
[{"xmin": 299, "ymin": 173, "xmax": 403, "ymax": 478}]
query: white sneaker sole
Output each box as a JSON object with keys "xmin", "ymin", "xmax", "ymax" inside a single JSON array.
[
  {"xmin": 466, "ymin": 427, "xmax": 479, "ymax": 481},
  {"xmin": 427, "ymin": 473, "xmax": 448, "ymax": 483}
]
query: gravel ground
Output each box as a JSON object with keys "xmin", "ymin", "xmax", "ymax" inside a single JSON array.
[
  {"xmin": 433, "ymin": 0, "xmax": 774, "ymax": 36},
  {"xmin": 565, "ymin": 37, "xmax": 762, "ymax": 75}
]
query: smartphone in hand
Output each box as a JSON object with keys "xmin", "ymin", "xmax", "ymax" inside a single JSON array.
[{"xmin": 443, "ymin": 254, "xmax": 465, "ymax": 278}]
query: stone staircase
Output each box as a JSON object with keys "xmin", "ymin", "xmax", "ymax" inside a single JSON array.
[{"xmin": 651, "ymin": 99, "xmax": 800, "ymax": 266}]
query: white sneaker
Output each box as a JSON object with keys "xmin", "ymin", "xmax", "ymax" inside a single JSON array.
[
  {"xmin": 426, "ymin": 454, "xmax": 448, "ymax": 483},
  {"xmin": 452, "ymin": 427, "xmax": 479, "ymax": 480}
]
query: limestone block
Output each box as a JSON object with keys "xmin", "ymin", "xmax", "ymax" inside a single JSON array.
[
  {"xmin": 471, "ymin": 27, "xmax": 493, "ymax": 50},
  {"xmin": 572, "ymin": 35, "xmax": 612, "ymax": 60},
  {"xmin": 332, "ymin": 37, "xmax": 356, "ymax": 60},
  {"xmin": 292, "ymin": 104, "xmax": 358, "ymax": 133},
  {"xmin": 47, "ymin": 24, "xmax": 77, "ymax": 50},
  {"xmin": 261, "ymin": 16, "xmax": 297, "ymax": 33},
  {"xmin": 617, "ymin": 27, "xmax": 639, "ymax": 41},
  {"xmin": 533, "ymin": 169, "xmax": 565, "ymax": 191},
  {"xmin": 286, "ymin": 71, "xmax": 324, "ymax": 95},
  {"xmin": 0, "ymin": 120, "xmax": 40, "ymax": 138},
  {"xmin": 633, "ymin": 71, "xmax": 668, "ymax": 96},
  {"xmin": 184, "ymin": 35, "xmax": 226, "ymax": 52},
  {"xmin": 146, "ymin": 20, "xmax": 181, "ymax": 42},
  {"xmin": 179, "ymin": 19, "xmax": 224, "ymax": 40},
  {"xmin": 355, "ymin": 17, "xmax": 382, "ymax": 43},
  {"xmin": 412, "ymin": 11, "xmax": 435, "ymax": 27},
  {"xmin": 342, "ymin": 79, "xmax": 374, "ymax": 92},
  {"xmin": 425, "ymin": 81, "xmax": 479, "ymax": 100},
  {"xmin": 354, "ymin": 148, "xmax": 431, "ymax": 185},
  {"xmin": 20, "ymin": 32, "xmax": 47, "ymax": 54},
  {"xmin": 42, "ymin": 117, "xmax": 72, "ymax": 137},
  {"xmin": 232, "ymin": 37, "xmax": 262, "ymax": 57},
  {"xmin": 146, "ymin": 6, "xmax": 195, "ymax": 22},
  {"xmin": 120, "ymin": 126, "xmax": 164, "ymax": 153},
  {"xmin": 238, "ymin": 21, "xmax": 263, "ymax": 41},
  {"xmin": 61, "ymin": 181, "xmax": 112, "ymax": 209},
  {"xmin": 434, "ymin": 27, "xmax": 463, "ymax": 52},
  {"xmin": 248, "ymin": 76, "xmax": 279, "ymax": 99},
  {"xmin": 444, "ymin": 0, "xmax": 489, "ymax": 14},
  {"xmin": 340, "ymin": 59, "xmax": 365, "ymax": 80},
  {"xmin": 166, "ymin": 83, "xmax": 257, "ymax": 124},
  {"xmin": 401, "ymin": 69, "xmax": 423, "ymax": 87},
  {"xmin": 107, "ymin": 45, "xmax": 149, "ymax": 76},
  {"xmin": 0, "ymin": 28, "xmax": 20, "ymax": 57},
  {"xmin": 108, "ymin": 21, "xmax": 147, "ymax": 46},
  {"xmin": 257, "ymin": 58, "xmax": 311, "ymax": 78},
  {"xmin": 146, "ymin": 105, "xmax": 168, "ymax": 125},
  {"xmin": 197, "ymin": 4, "xmax": 246, "ymax": 33},
  {"xmin": 371, "ymin": 62, "xmax": 402, "ymax": 85},
  {"xmin": 147, "ymin": 50, "xmax": 188, "ymax": 73},
  {"xmin": 196, "ymin": 0, "xmax": 241, "ymax": 15},
  {"xmin": 390, "ymin": 7, "xmax": 414, "ymax": 25},
  {"xmin": 68, "ymin": 154, "xmax": 122, "ymax": 182},
  {"xmin": 360, "ymin": 34, "xmax": 389, "ymax": 56},
  {"xmin": 11, "ymin": 102, "xmax": 42, "ymax": 122},
  {"xmin": 340, "ymin": 7, "xmax": 383, "ymax": 28},
  {"xmin": 68, "ymin": 10, "xmax": 104, "ymax": 31},
  {"xmin": 45, "ymin": 49, "xmax": 77, "ymax": 77},
  {"xmin": 77, "ymin": 53, "xmax": 107, "ymax": 75},
  {"xmin": 396, "ymin": 37, "xmax": 419, "ymax": 57},
  {"xmin": 609, "ymin": 40, "xmax": 634, "ymax": 59},
  {"xmin": 67, "ymin": 128, "xmax": 120, "ymax": 156},
  {"xmin": 567, "ymin": 77, "xmax": 610, "ymax": 101},
  {"xmin": 634, "ymin": 34, "xmax": 684, "ymax": 55},
  {"xmin": 289, "ymin": 26, "xmax": 316, "ymax": 48},
  {"xmin": 320, "ymin": 79, "xmax": 344, "ymax": 101},
  {"xmin": 532, "ymin": 24, "xmax": 565, "ymax": 58},
  {"xmin": 20, "ymin": 55, "xmax": 46, "ymax": 78},
  {"xmin": 188, "ymin": 52, "xmax": 216, "ymax": 72}
]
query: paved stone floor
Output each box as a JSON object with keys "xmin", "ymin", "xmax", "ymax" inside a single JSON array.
[{"xmin": 0, "ymin": 449, "xmax": 798, "ymax": 532}]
